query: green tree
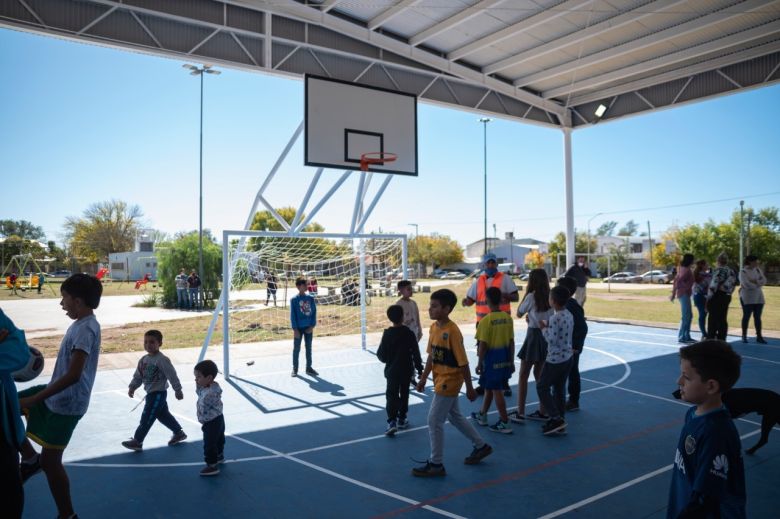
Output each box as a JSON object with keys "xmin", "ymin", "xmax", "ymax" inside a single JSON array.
[
  {"xmin": 409, "ymin": 234, "xmax": 463, "ymax": 272},
  {"xmin": 617, "ymin": 220, "xmax": 639, "ymax": 236},
  {"xmin": 157, "ymin": 231, "xmax": 222, "ymax": 308},
  {"xmin": 63, "ymin": 200, "xmax": 142, "ymax": 263},
  {"xmin": 0, "ymin": 219, "xmax": 45, "ymax": 240},
  {"xmin": 595, "ymin": 221, "xmax": 618, "ymax": 236},
  {"xmin": 595, "ymin": 243, "xmax": 628, "ymax": 277},
  {"xmin": 547, "ymin": 231, "xmax": 594, "ymax": 269}
]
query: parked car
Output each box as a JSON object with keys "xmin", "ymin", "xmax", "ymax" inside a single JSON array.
[
  {"xmin": 640, "ymin": 270, "xmax": 672, "ymax": 284},
  {"xmin": 603, "ymin": 271, "xmax": 641, "ymax": 283},
  {"xmin": 439, "ymin": 271, "xmax": 466, "ymax": 280},
  {"xmin": 49, "ymin": 270, "xmax": 72, "ymax": 278}
]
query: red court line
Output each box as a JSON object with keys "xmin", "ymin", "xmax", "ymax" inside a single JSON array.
[{"xmin": 372, "ymin": 419, "xmax": 681, "ymax": 519}]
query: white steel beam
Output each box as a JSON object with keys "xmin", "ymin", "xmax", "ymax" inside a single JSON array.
[
  {"xmin": 544, "ymin": 19, "xmax": 780, "ymax": 100},
  {"xmin": 483, "ymin": 0, "xmax": 686, "ymax": 75},
  {"xmin": 569, "ymin": 39, "xmax": 780, "ymax": 106},
  {"xmin": 409, "ymin": 0, "xmax": 503, "ymax": 47},
  {"xmin": 367, "ymin": 0, "xmax": 421, "ymax": 31},
  {"xmin": 514, "ymin": 0, "xmax": 778, "ymax": 87},
  {"xmin": 447, "ymin": 0, "xmax": 594, "ymax": 61},
  {"xmin": 320, "ymin": 0, "xmax": 343, "ymax": 13}
]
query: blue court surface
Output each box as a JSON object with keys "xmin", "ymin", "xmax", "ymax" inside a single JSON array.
[{"xmin": 19, "ymin": 322, "xmax": 780, "ymax": 518}]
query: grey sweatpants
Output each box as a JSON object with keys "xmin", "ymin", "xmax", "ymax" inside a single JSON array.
[{"xmin": 428, "ymin": 393, "xmax": 485, "ymax": 465}]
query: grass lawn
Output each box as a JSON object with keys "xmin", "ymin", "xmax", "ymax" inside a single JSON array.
[
  {"xmin": 23, "ymin": 280, "xmax": 780, "ymax": 357},
  {"xmin": 0, "ymin": 278, "xmax": 163, "ymax": 301}
]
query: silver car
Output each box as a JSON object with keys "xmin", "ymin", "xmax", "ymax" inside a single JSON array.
[{"xmin": 640, "ymin": 270, "xmax": 672, "ymax": 284}]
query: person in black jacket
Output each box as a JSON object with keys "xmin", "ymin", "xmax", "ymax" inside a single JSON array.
[
  {"xmin": 377, "ymin": 305, "xmax": 423, "ymax": 436},
  {"xmin": 557, "ymin": 276, "xmax": 588, "ymax": 411}
]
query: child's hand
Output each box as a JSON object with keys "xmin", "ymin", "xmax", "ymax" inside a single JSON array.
[
  {"xmin": 19, "ymin": 396, "xmax": 34, "ymax": 410},
  {"xmin": 475, "ymin": 363, "xmax": 483, "ymax": 375},
  {"xmin": 416, "ymin": 379, "xmax": 425, "ymax": 392},
  {"xmin": 305, "ymin": 327, "xmax": 313, "ymax": 334},
  {"xmin": 175, "ymin": 390, "xmax": 184, "ymax": 401},
  {"xmin": 539, "ymin": 320, "xmax": 548, "ymax": 329},
  {"xmin": 128, "ymin": 388, "xmax": 135, "ymax": 398},
  {"xmin": 0, "ymin": 328, "xmax": 9, "ymax": 342},
  {"xmin": 466, "ymin": 387, "xmax": 477, "ymax": 401},
  {"xmin": 293, "ymin": 329, "xmax": 301, "ymax": 339}
]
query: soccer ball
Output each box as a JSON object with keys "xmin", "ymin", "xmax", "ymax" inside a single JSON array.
[{"xmin": 13, "ymin": 347, "xmax": 44, "ymax": 382}]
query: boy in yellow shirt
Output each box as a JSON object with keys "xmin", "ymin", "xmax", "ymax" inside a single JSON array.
[{"xmin": 413, "ymin": 289, "xmax": 492, "ymax": 477}]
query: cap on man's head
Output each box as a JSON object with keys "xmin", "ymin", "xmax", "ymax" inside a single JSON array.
[{"xmin": 482, "ymin": 253, "xmax": 497, "ymax": 263}]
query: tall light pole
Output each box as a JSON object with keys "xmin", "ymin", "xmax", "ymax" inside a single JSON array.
[
  {"xmin": 587, "ymin": 212, "xmax": 603, "ymax": 263},
  {"xmin": 479, "ymin": 118, "xmax": 491, "ymax": 256},
  {"xmin": 739, "ymin": 200, "xmax": 745, "ymax": 270},
  {"xmin": 407, "ymin": 223, "xmax": 418, "ymax": 239},
  {"xmin": 183, "ymin": 63, "xmax": 220, "ymax": 303}
]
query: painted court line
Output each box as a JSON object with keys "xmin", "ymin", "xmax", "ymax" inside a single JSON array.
[{"xmin": 593, "ymin": 336, "xmax": 780, "ymax": 365}]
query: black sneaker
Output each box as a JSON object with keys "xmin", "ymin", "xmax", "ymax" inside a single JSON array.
[
  {"xmin": 412, "ymin": 461, "xmax": 446, "ymax": 477},
  {"xmin": 20, "ymin": 454, "xmax": 42, "ymax": 484},
  {"xmin": 565, "ymin": 400, "xmax": 580, "ymax": 412},
  {"xmin": 527, "ymin": 410, "xmax": 549, "ymax": 421},
  {"xmin": 306, "ymin": 367, "xmax": 319, "ymax": 376},
  {"xmin": 168, "ymin": 430, "xmax": 187, "ymax": 446},
  {"xmin": 385, "ymin": 420, "xmax": 397, "ymax": 437},
  {"xmin": 291, "ymin": 369, "xmax": 298, "ymax": 377},
  {"xmin": 542, "ymin": 418, "xmax": 567, "ymax": 436},
  {"xmin": 464, "ymin": 443, "xmax": 493, "ymax": 465}
]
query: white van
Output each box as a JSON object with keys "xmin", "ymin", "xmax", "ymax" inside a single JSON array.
[{"xmin": 497, "ymin": 263, "xmax": 517, "ymax": 275}]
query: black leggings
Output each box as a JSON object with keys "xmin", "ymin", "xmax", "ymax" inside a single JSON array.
[
  {"xmin": 707, "ymin": 292, "xmax": 731, "ymax": 341},
  {"xmin": 741, "ymin": 302, "xmax": 764, "ymax": 336}
]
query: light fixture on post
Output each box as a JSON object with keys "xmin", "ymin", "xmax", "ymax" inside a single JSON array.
[
  {"xmin": 183, "ymin": 63, "xmax": 220, "ymax": 309},
  {"xmin": 478, "ymin": 117, "xmax": 491, "ymax": 256}
]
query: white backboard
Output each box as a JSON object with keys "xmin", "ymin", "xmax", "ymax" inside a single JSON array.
[{"xmin": 305, "ymin": 75, "xmax": 418, "ymax": 176}]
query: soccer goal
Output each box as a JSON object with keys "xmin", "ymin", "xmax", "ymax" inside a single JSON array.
[{"xmin": 214, "ymin": 230, "xmax": 407, "ymax": 377}]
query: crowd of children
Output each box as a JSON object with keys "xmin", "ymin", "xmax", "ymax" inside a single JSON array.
[{"xmin": 0, "ymin": 265, "xmax": 752, "ymax": 517}]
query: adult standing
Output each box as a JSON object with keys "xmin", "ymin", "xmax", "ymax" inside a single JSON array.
[
  {"xmin": 706, "ymin": 253, "xmax": 736, "ymax": 341},
  {"xmin": 175, "ymin": 269, "xmax": 189, "ymax": 310},
  {"xmin": 564, "ymin": 256, "xmax": 591, "ymax": 306},
  {"xmin": 265, "ymin": 272, "xmax": 278, "ymax": 306},
  {"xmin": 692, "ymin": 259, "xmax": 711, "ymax": 340},
  {"xmin": 37, "ymin": 272, "xmax": 45, "ymax": 294},
  {"xmin": 462, "ymin": 253, "xmax": 519, "ymax": 395},
  {"xmin": 670, "ymin": 253, "xmax": 695, "ymax": 343},
  {"xmin": 739, "ymin": 255, "xmax": 767, "ymax": 344},
  {"xmin": 188, "ymin": 269, "xmax": 202, "ymax": 311}
]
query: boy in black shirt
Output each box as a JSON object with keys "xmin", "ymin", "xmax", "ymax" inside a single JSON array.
[
  {"xmin": 557, "ymin": 276, "xmax": 588, "ymax": 411},
  {"xmin": 377, "ymin": 305, "xmax": 423, "ymax": 436}
]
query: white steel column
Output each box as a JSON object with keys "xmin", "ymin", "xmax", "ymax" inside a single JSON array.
[
  {"xmin": 563, "ymin": 122, "xmax": 575, "ymax": 272},
  {"xmin": 222, "ymin": 231, "xmax": 230, "ymax": 378},
  {"xmin": 359, "ymin": 239, "xmax": 367, "ymax": 351}
]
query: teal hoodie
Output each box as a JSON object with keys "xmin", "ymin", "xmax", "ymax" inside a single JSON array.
[{"xmin": 0, "ymin": 309, "xmax": 31, "ymax": 448}]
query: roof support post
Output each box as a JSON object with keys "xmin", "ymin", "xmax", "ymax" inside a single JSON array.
[{"xmin": 562, "ymin": 111, "xmax": 575, "ymax": 273}]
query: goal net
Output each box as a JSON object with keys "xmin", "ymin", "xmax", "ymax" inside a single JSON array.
[{"xmin": 219, "ymin": 231, "xmax": 407, "ymax": 372}]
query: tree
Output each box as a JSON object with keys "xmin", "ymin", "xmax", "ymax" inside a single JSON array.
[
  {"xmin": 595, "ymin": 221, "xmax": 618, "ymax": 236},
  {"xmin": 547, "ymin": 231, "xmax": 594, "ymax": 269},
  {"xmin": 409, "ymin": 234, "xmax": 463, "ymax": 272},
  {"xmin": 524, "ymin": 250, "xmax": 546, "ymax": 269},
  {"xmin": 0, "ymin": 219, "xmax": 45, "ymax": 241},
  {"xmin": 157, "ymin": 231, "xmax": 222, "ymax": 308},
  {"xmin": 595, "ymin": 243, "xmax": 628, "ymax": 277},
  {"xmin": 63, "ymin": 200, "xmax": 143, "ymax": 263},
  {"xmin": 617, "ymin": 220, "xmax": 639, "ymax": 236}
]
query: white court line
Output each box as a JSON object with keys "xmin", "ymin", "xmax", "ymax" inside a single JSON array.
[{"xmin": 593, "ymin": 336, "xmax": 780, "ymax": 365}]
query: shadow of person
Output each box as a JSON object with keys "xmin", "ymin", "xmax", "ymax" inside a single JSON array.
[{"xmin": 300, "ymin": 374, "xmax": 346, "ymax": 396}]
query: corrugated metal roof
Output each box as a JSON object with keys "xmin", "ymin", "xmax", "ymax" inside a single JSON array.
[{"xmin": 1, "ymin": 0, "xmax": 778, "ymax": 128}]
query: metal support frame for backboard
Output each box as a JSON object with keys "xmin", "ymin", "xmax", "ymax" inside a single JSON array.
[{"xmin": 197, "ymin": 120, "xmax": 406, "ymax": 373}]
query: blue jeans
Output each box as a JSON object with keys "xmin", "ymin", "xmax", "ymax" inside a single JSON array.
[
  {"xmin": 693, "ymin": 293, "xmax": 707, "ymax": 337},
  {"xmin": 677, "ymin": 295, "xmax": 693, "ymax": 342},
  {"xmin": 134, "ymin": 391, "xmax": 183, "ymax": 442},
  {"xmin": 292, "ymin": 329, "xmax": 313, "ymax": 372},
  {"xmin": 189, "ymin": 287, "xmax": 199, "ymax": 309},
  {"xmin": 176, "ymin": 288, "xmax": 188, "ymax": 309}
]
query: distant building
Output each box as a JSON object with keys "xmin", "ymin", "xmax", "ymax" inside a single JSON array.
[
  {"xmin": 108, "ymin": 231, "xmax": 158, "ymax": 281},
  {"xmin": 457, "ymin": 235, "xmax": 549, "ymax": 272}
]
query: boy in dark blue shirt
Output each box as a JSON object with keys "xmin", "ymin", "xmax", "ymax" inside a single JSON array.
[
  {"xmin": 557, "ymin": 276, "xmax": 588, "ymax": 411},
  {"xmin": 290, "ymin": 277, "xmax": 317, "ymax": 377},
  {"xmin": 668, "ymin": 340, "xmax": 745, "ymax": 519}
]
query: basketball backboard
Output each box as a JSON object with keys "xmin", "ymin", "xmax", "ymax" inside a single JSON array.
[{"xmin": 305, "ymin": 75, "xmax": 417, "ymax": 176}]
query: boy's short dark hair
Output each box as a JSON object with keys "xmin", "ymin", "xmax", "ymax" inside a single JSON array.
[
  {"xmin": 387, "ymin": 305, "xmax": 404, "ymax": 324},
  {"xmin": 61, "ymin": 273, "xmax": 103, "ymax": 309},
  {"xmin": 679, "ymin": 340, "xmax": 741, "ymax": 392},
  {"xmin": 194, "ymin": 359, "xmax": 219, "ymax": 379},
  {"xmin": 145, "ymin": 329, "xmax": 163, "ymax": 343},
  {"xmin": 556, "ymin": 276, "xmax": 578, "ymax": 297},
  {"xmin": 485, "ymin": 286, "xmax": 502, "ymax": 307},
  {"xmin": 397, "ymin": 279, "xmax": 412, "ymax": 290},
  {"xmin": 430, "ymin": 288, "xmax": 456, "ymax": 312},
  {"xmin": 295, "ymin": 277, "xmax": 307, "ymax": 287},
  {"xmin": 550, "ymin": 285, "xmax": 570, "ymax": 307}
]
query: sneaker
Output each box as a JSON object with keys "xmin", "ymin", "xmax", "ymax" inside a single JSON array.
[
  {"xmin": 20, "ymin": 454, "xmax": 42, "ymax": 483},
  {"xmin": 527, "ymin": 410, "xmax": 549, "ymax": 421},
  {"xmin": 757, "ymin": 337, "xmax": 767, "ymax": 344},
  {"xmin": 412, "ymin": 461, "xmax": 446, "ymax": 477},
  {"xmin": 168, "ymin": 430, "xmax": 187, "ymax": 446},
  {"xmin": 508, "ymin": 411, "xmax": 526, "ymax": 424},
  {"xmin": 489, "ymin": 420, "xmax": 513, "ymax": 434},
  {"xmin": 470, "ymin": 411, "xmax": 488, "ymax": 426},
  {"xmin": 385, "ymin": 420, "xmax": 397, "ymax": 437},
  {"xmin": 397, "ymin": 418, "xmax": 410, "ymax": 430},
  {"xmin": 464, "ymin": 443, "xmax": 493, "ymax": 465},
  {"xmin": 291, "ymin": 369, "xmax": 297, "ymax": 377},
  {"xmin": 542, "ymin": 418, "xmax": 567, "ymax": 436},
  {"xmin": 121, "ymin": 438, "xmax": 143, "ymax": 452},
  {"xmin": 565, "ymin": 400, "xmax": 580, "ymax": 412},
  {"xmin": 306, "ymin": 367, "xmax": 319, "ymax": 376},
  {"xmin": 200, "ymin": 464, "xmax": 220, "ymax": 476}
]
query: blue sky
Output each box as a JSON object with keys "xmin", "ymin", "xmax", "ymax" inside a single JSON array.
[{"xmin": 2, "ymin": 28, "xmax": 779, "ymax": 248}]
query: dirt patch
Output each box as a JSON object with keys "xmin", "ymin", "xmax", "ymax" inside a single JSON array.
[{"xmin": 589, "ymin": 292, "xmax": 667, "ymax": 303}]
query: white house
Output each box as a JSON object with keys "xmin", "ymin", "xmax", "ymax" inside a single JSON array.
[{"xmin": 108, "ymin": 232, "xmax": 158, "ymax": 281}]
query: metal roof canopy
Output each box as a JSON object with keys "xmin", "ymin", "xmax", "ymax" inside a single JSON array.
[{"xmin": 3, "ymin": 0, "xmax": 779, "ymax": 263}]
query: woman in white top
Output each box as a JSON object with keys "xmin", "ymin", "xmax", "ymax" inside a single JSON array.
[{"xmin": 739, "ymin": 255, "xmax": 767, "ymax": 343}]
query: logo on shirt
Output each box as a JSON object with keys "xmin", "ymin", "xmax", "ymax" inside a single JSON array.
[
  {"xmin": 684, "ymin": 434, "xmax": 696, "ymax": 455},
  {"xmin": 710, "ymin": 454, "xmax": 729, "ymax": 480},
  {"xmin": 442, "ymin": 332, "xmax": 449, "ymax": 340},
  {"xmin": 674, "ymin": 449, "xmax": 686, "ymax": 475}
]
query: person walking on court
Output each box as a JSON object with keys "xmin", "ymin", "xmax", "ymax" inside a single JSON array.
[
  {"xmin": 739, "ymin": 255, "xmax": 767, "ymax": 343},
  {"xmin": 706, "ymin": 253, "xmax": 736, "ymax": 341}
]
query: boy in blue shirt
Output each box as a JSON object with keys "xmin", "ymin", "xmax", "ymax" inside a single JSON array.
[
  {"xmin": 668, "ymin": 340, "xmax": 745, "ymax": 519},
  {"xmin": 291, "ymin": 277, "xmax": 318, "ymax": 377}
]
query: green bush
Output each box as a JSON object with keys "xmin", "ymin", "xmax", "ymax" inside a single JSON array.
[{"xmin": 157, "ymin": 232, "xmax": 222, "ymax": 308}]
